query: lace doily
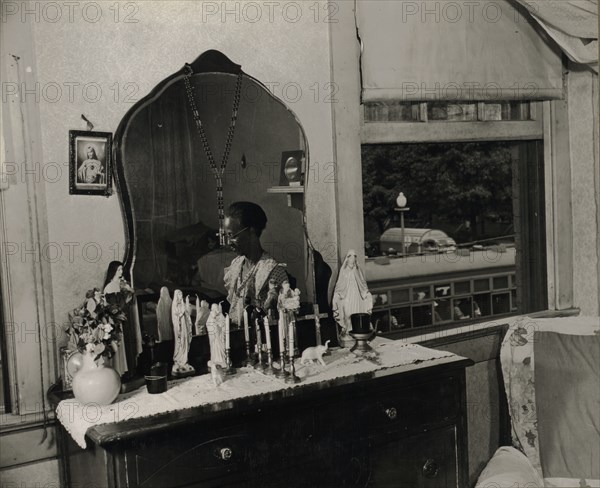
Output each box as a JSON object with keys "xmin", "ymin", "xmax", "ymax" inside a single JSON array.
[{"xmin": 57, "ymin": 340, "xmax": 456, "ymax": 448}]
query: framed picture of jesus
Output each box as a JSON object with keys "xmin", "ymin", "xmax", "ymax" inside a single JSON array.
[{"xmin": 69, "ymin": 130, "xmax": 113, "ymax": 196}]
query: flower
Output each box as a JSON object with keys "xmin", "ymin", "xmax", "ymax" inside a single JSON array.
[{"xmin": 68, "ymin": 287, "xmax": 129, "ymax": 361}]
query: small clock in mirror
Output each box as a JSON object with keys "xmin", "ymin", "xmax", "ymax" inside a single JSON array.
[{"xmin": 280, "ymin": 150, "xmax": 304, "ymax": 186}]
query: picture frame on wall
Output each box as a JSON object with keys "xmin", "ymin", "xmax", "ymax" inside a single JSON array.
[{"xmin": 69, "ymin": 130, "xmax": 112, "ymax": 196}]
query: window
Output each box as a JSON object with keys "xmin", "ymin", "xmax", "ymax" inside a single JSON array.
[{"xmin": 361, "ymin": 102, "xmax": 547, "ymax": 336}]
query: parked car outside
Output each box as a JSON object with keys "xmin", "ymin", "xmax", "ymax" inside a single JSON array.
[{"xmin": 379, "ymin": 228, "xmax": 457, "ymax": 255}]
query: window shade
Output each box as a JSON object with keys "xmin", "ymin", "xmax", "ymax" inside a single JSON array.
[{"xmin": 357, "ymin": 0, "xmax": 564, "ymax": 102}]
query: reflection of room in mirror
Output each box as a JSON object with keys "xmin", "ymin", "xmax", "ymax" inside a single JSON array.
[{"xmin": 114, "ymin": 55, "xmax": 315, "ymax": 339}]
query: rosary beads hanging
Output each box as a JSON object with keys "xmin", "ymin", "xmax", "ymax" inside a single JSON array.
[{"xmin": 183, "ymin": 64, "xmax": 244, "ymax": 245}]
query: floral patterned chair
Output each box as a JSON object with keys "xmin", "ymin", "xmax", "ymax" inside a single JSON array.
[{"xmin": 476, "ymin": 316, "xmax": 600, "ymax": 488}]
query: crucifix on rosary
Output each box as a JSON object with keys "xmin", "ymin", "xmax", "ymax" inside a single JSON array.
[
  {"xmin": 299, "ymin": 304, "xmax": 329, "ymax": 346},
  {"xmin": 183, "ymin": 64, "xmax": 244, "ymax": 245}
]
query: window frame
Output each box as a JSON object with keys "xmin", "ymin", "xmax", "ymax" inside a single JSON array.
[{"xmin": 359, "ymin": 112, "xmax": 548, "ymax": 335}]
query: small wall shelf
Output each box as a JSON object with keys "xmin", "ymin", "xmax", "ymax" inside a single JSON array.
[
  {"xmin": 266, "ymin": 185, "xmax": 304, "ymax": 194},
  {"xmin": 267, "ymin": 185, "xmax": 304, "ymax": 210}
]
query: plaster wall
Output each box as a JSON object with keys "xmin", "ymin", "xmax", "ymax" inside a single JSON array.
[
  {"xmin": 27, "ymin": 1, "xmax": 336, "ymax": 330},
  {"xmin": 568, "ymin": 67, "xmax": 600, "ymax": 316}
]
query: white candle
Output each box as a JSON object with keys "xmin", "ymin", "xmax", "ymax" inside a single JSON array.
[
  {"xmin": 278, "ymin": 316, "xmax": 285, "ymax": 354},
  {"xmin": 243, "ymin": 308, "xmax": 249, "ymax": 342},
  {"xmin": 225, "ymin": 313, "xmax": 230, "ymax": 349},
  {"xmin": 263, "ymin": 316, "xmax": 272, "ymax": 350},
  {"xmin": 288, "ymin": 322, "xmax": 294, "ymax": 357}
]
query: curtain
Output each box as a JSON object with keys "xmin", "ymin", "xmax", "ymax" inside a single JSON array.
[
  {"xmin": 510, "ymin": 0, "xmax": 598, "ymax": 72},
  {"xmin": 357, "ymin": 0, "xmax": 565, "ymax": 102}
]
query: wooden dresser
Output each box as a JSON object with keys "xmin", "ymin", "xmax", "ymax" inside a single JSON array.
[{"xmin": 53, "ymin": 352, "xmax": 472, "ymax": 487}]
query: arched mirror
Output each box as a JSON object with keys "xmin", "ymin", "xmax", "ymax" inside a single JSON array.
[{"xmin": 113, "ymin": 50, "xmax": 330, "ymax": 361}]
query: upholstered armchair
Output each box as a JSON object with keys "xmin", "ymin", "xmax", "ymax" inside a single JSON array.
[{"xmin": 476, "ymin": 316, "xmax": 600, "ymax": 488}]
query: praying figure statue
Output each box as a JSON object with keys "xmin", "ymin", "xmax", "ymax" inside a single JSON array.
[
  {"xmin": 156, "ymin": 287, "xmax": 173, "ymax": 342},
  {"xmin": 195, "ymin": 297, "xmax": 210, "ymax": 335},
  {"xmin": 206, "ymin": 303, "xmax": 227, "ymax": 369},
  {"xmin": 332, "ymin": 249, "xmax": 373, "ymax": 347},
  {"xmin": 171, "ymin": 289, "xmax": 195, "ymax": 376}
]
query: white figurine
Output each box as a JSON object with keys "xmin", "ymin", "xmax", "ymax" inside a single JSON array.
[
  {"xmin": 208, "ymin": 361, "xmax": 224, "ymax": 386},
  {"xmin": 332, "ymin": 249, "xmax": 373, "ymax": 347},
  {"xmin": 195, "ymin": 297, "xmax": 210, "ymax": 335},
  {"xmin": 185, "ymin": 295, "xmax": 193, "ymax": 317},
  {"xmin": 277, "ymin": 281, "xmax": 301, "ymax": 350},
  {"xmin": 171, "ymin": 289, "xmax": 195, "ymax": 376},
  {"xmin": 206, "ymin": 303, "xmax": 227, "ymax": 368},
  {"xmin": 156, "ymin": 287, "xmax": 173, "ymax": 342},
  {"xmin": 301, "ymin": 340, "xmax": 330, "ymax": 366},
  {"xmin": 278, "ymin": 281, "xmax": 300, "ymax": 318}
]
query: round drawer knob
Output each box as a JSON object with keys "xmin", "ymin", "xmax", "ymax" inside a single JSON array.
[
  {"xmin": 220, "ymin": 447, "xmax": 233, "ymax": 461},
  {"xmin": 422, "ymin": 458, "xmax": 439, "ymax": 478},
  {"xmin": 384, "ymin": 407, "xmax": 398, "ymax": 420}
]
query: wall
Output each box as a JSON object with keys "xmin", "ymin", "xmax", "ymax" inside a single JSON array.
[{"xmin": 567, "ymin": 66, "xmax": 600, "ymax": 315}]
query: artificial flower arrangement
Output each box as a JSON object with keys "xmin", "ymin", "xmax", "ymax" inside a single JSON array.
[{"xmin": 68, "ymin": 286, "xmax": 133, "ymax": 361}]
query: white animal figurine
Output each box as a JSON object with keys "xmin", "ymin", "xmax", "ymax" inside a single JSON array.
[{"xmin": 300, "ymin": 340, "xmax": 330, "ymax": 366}]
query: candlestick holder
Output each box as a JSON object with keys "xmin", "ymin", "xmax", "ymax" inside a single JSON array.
[
  {"xmin": 254, "ymin": 346, "xmax": 267, "ymax": 372},
  {"xmin": 244, "ymin": 342, "xmax": 256, "ymax": 367},
  {"xmin": 275, "ymin": 350, "xmax": 289, "ymax": 379},
  {"xmin": 224, "ymin": 348, "xmax": 236, "ymax": 375},
  {"xmin": 285, "ymin": 353, "xmax": 301, "ymax": 384},
  {"xmin": 264, "ymin": 348, "xmax": 276, "ymax": 375}
]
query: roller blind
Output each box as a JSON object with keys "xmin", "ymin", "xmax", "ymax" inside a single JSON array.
[{"xmin": 357, "ymin": 0, "xmax": 564, "ymax": 102}]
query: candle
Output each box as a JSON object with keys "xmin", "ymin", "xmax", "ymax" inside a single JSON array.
[
  {"xmin": 288, "ymin": 322, "xmax": 294, "ymax": 357},
  {"xmin": 263, "ymin": 316, "xmax": 272, "ymax": 350},
  {"xmin": 243, "ymin": 308, "xmax": 249, "ymax": 342},
  {"xmin": 225, "ymin": 313, "xmax": 230, "ymax": 349},
  {"xmin": 278, "ymin": 316, "xmax": 285, "ymax": 354}
]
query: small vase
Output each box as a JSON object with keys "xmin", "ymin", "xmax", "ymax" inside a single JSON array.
[{"xmin": 72, "ymin": 351, "xmax": 121, "ymax": 405}]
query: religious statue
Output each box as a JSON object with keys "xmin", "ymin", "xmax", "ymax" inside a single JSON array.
[
  {"xmin": 277, "ymin": 281, "xmax": 300, "ymax": 327},
  {"xmin": 332, "ymin": 249, "xmax": 373, "ymax": 347},
  {"xmin": 156, "ymin": 286, "xmax": 173, "ymax": 342},
  {"xmin": 171, "ymin": 289, "xmax": 195, "ymax": 376},
  {"xmin": 103, "ymin": 261, "xmax": 141, "ymax": 376},
  {"xmin": 206, "ymin": 303, "xmax": 227, "ymax": 369},
  {"xmin": 195, "ymin": 297, "xmax": 210, "ymax": 335},
  {"xmin": 276, "ymin": 281, "xmax": 301, "ymax": 355},
  {"xmin": 263, "ymin": 279, "xmax": 279, "ymax": 312}
]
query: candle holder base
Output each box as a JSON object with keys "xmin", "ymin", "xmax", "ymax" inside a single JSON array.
[
  {"xmin": 254, "ymin": 361, "xmax": 267, "ymax": 372},
  {"xmin": 349, "ymin": 331, "xmax": 376, "ymax": 355},
  {"xmin": 285, "ymin": 373, "xmax": 301, "ymax": 384},
  {"xmin": 244, "ymin": 357, "xmax": 256, "ymax": 367},
  {"xmin": 263, "ymin": 364, "xmax": 276, "ymax": 375},
  {"xmin": 275, "ymin": 366, "xmax": 289, "ymax": 379}
]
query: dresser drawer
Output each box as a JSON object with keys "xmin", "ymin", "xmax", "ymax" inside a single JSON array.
[
  {"xmin": 125, "ymin": 406, "xmax": 317, "ymax": 487},
  {"xmin": 367, "ymin": 426, "xmax": 458, "ymax": 488},
  {"xmin": 362, "ymin": 376, "xmax": 461, "ymax": 436},
  {"xmin": 126, "ymin": 426, "xmax": 255, "ymax": 487}
]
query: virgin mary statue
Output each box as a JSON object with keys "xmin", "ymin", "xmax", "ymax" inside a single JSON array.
[
  {"xmin": 171, "ymin": 290, "xmax": 194, "ymax": 376},
  {"xmin": 332, "ymin": 249, "xmax": 373, "ymax": 347}
]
